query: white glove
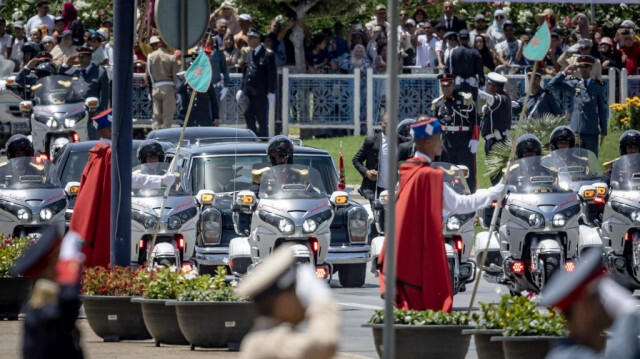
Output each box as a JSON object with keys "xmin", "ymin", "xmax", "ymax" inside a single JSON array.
[
  {"xmin": 147, "ymin": 92, "xmax": 152, "ymax": 102},
  {"xmin": 468, "ymin": 139, "xmax": 479, "ymax": 154},
  {"xmin": 175, "ymin": 93, "xmax": 182, "ymax": 108},
  {"xmin": 598, "ymin": 277, "xmax": 638, "ymax": 318},
  {"xmin": 478, "ymin": 90, "xmax": 495, "ymax": 106},
  {"xmin": 488, "ymin": 183, "xmax": 505, "ymax": 198},
  {"xmin": 235, "ymin": 90, "xmax": 243, "ymax": 102},
  {"xmin": 220, "ymin": 87, "xmax": 228, "ymax": 100},
  {"xmin": 161, "ymin": 173, "xmax": 176, "ymax": 186},
  {"xmin": 58, "ymin": 231, "xmax": 84, "ymax": 261},
  {"xmin": 295, "ymin": 264, "xmax": 331, "ymax": 309},
  {"xmin": 267, "ymin": 93, "xmax": 275, "ymax": 102}
]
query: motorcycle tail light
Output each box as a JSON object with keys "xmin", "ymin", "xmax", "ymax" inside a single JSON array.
[
  {"xmin": 594, "ymin": 197, "xmax": 604, "ymax": 204},
  {"xmin": 511, "ymin": 260, "xmax": 525, "ymax": 275},
  {"xmin": 626, "ymin": 232, "xmax": 631, "ymax": 241},
  {"xmin": 72, "ymin": 132, "xmax": 79, "ymax": 142},
  {"xmin": 564, "ymin": 261, "xmax": 575, "ymax": 272},
  {"xmin": 139, "ymin": 239, "xmax": 146, "ymax": 249},
  {"xmin": 491, "ymin": 201, "xmax": 498, "ymax": 207},
  {"xmin": 315, "ymin": 266, "xmax": 329, "ymax": 279},
  {"xmin": 454, "ymin": 236, "xmax": 463, "ymax": 252},
  {"xmin": 175, "ymin": 234, "xmax": 185, "ymax": 250},
  {"xmin": 309, "ymin": 237, "xmax": 319, "ymax": 254}
]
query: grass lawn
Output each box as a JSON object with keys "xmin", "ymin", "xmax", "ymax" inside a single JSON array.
[{"xmin": 303, "ymin": 129, "xmax": 625, "ymax": 189}]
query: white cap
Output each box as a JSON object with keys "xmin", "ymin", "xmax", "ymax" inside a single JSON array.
[
  {"xmin": 238, "ymin": 14, "xmax": 252, "ymax": 22},
  {"xmin": 487, "ymin": 72, "xmax": 507, "ymax": 85}
]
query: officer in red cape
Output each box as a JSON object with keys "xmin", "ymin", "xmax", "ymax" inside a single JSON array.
[
  {"xmin": 378, "ymin": 115, "xmax": 504, "ymax": 312},
  {"xmin": 69, "ymin": 109, "xmax": 176, "ymax": 267}
]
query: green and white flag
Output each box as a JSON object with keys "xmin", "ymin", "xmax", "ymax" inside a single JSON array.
[
  {"xmin": 523, "ymin": 21, "xmax": 551, "ymax": 62},
  {"xmin": 185, "ymin": 51, "xmax": 212, "ymax": 93}
]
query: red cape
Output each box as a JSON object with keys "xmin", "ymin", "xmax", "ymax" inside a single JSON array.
[
  {"xmin": 378, "ymin": 157, "xmax": 453, "ymax": 312},
  {"xmin": 69, "ymin": 142, "xmax": 112, "ymax": 267}
]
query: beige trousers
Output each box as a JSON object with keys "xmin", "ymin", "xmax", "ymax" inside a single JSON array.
[{"xmin": 152, "ymin": 85, "xmax": 176, "ymax": 130}]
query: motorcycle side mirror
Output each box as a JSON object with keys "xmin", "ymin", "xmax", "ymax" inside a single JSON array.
[
  {"xmin": 85, "ymin": 97, "xmax": 99, "ymax": 111},
  {"xmin": 234, "ymin": 190, "xmax": 256, "ymax": 213},
  {"xmin": 5, "ymin": 76, "xmax": 15, "ymax": 87},
  {"xmin": 19, "ymin": 100, "xmax": 33, "ymax": 114},
  {"xmin": 457, "ymin": 165, "xmax": 470, "ymax": 178},
  {"xmin": 65, "ymin": 181, "xmax": 81, "ymax": 198},
  {"xmin": 196, "ymin": 189, "xmax": 215, "ymax": 206}
]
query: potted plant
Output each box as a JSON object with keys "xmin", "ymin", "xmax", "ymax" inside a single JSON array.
[
  {"xmin": 166, "ymin": 266, "xmax": 255, "ymax": 351},
  {"xmin": 490, "ymin": 294, "xmax": 567, "ymax": 359},
  {"xmin": 0, "ymin": 235, "xmax": 34, "ymax": 320},
  {"xmin": 81, "ymin": 265, "xmax": 151, "ymax": 341},
  {"xmin": 464, "ymin": 294, "xmax": 515, "ymax": 359},
  {"xmin": 363, "ymin": 308, "xmax": 473, "ymax": 359},
  {"xmin": 132, "ymin": 266, "xmax": 188, "ymax": 346}
]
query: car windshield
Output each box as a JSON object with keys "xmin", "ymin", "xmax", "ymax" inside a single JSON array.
[
  {"xmin": 610, "ymin": 153, "xmax": 640, "ymax": 191},
  {"xmin": 189, "ymin": 155, "xmax": 337, "ymax": 194},
  {"xmin": 32, "ymin": 75, "xmax": 84, "ymax": 105},
  {"xmin": 541, "ymin": 148, "xmax": 602, "ymax": 191},
  {"xmin": 432, "ymin": 162, "xmax": 470, "ymax": 195},
  {"xmin": 131, "ymin": 163, "xmax": 190, "ymax": 196},
  {"xmin": 58, "ymin": 143, "xmax": 144, "ymax": 186},
  {"xmin": 506, "ymin": 156, "xmax": 572, "ymax": 194},
  {"xmin": 258, "ymin": 164, "xmax": 326, "ymax": 199},
  {"xmin": 0, "ymin": 157, "xmax": 59, "ymax": 189}
]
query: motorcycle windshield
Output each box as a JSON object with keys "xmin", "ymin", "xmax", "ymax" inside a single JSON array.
[
  {"xmin": 541, "ymin": 148, "xmax": 602, "ymax": 190},
  {"xmin": 0, "ymin": 157, "xmax": 60, "ymax": 189},
  {"xmin": 131, "ymin": 163, "xmax": 191, "ymax": 197},
  {"xmin": 32, "ymin": 75, "xmax": 84, "ymax": 105},
  {"xmin": 432, "ymin": 162, "xmax": 471, "ymax": 195},
  {"xmin": 258, "ymin": 164, "xmax": 327, "ymax": 200},
  {"xmin": 610, "ymin": 153, "xmax": 640, "ymax": 191},
  {"xmin": 506, "ymin": 156, "xmax": 572, "ymax": 194}
]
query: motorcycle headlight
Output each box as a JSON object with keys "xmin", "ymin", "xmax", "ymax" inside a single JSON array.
[
  {"xmin": 508, "ymin": 205, "xmax": 545, "ymax": 228},
  {"xmin": 0, "ymin": 200, "xmax": 32, "ymax": 221},
  {"xmin": 259, "ymin": 211, "xmax": 295, "ymax": 234},
  {"xmin": 552, "ymin": 213, "xmax": 566, "ymax": 227},
  {"xmin": 39, "ymin": 208, "xmax": 53, "ymax": 221},
  {"xmin": 302, "ymin": 210, "xmax": 332, "ymax": 234},
  {"xmin": 46, "ymin": 119, "xmax": 59, "ymax": 129},
  {"xmin": 528, "ymin": 213, "xmax": 544, "ymax": 228},
  {"xmin": 302, "ymin": 218, "xmax": 317, "ymax": 233},
  {"xmin": 132, "ymin": 210, "xmax": 158, "ymax": 229},
  {"xmin": 612, "ymin": 202, "xmax": 640, "ymax": 223},
  {"xmin": 446, "ymin": 216, "xmax": 461, "ymax": 231},
  {"xmin": 64, "ymin": 112, "xmax": 84, "ymax": 128},
  {"xmin": 168, "ymin": 207, "xmax": 198, "ymax": 230},
  {"xmin": 347, "ymin": 207, "xmax": 368, "ymax": 242},
  {"xmin": 200, "ymin": 208, "xmax": 222, "ymax": 245}
]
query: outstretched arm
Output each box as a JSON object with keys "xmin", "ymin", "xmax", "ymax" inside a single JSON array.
[{"xmin": 443, "ymin": 183, "xmax": 504, "ymax": 214}]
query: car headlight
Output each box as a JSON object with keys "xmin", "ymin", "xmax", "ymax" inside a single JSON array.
[
  {"xmin": 611, "ymin": 202, "xmax": 640, "ymax": 223},
  {"xmin": 552, "ymin": 213, "xmax": 566, "ymax": 227},
  {"xmin": 200, "ymin": 207, "xmax": 222, "ymax": 245},
  {"xmin": 508, "ymin": 205, "xmax": 544, "ymax": 228},
  {"xmin": 64, "ymin": 112, "xmax": 84, "ymax": 128},
  {"xmin": 0, "ymin": 200, "xmax": 32, "ymax": 221},
  {"xmin": 132, "ymin": 210, "xmax": 158, "ymax": 229},
  {"xmin": 168, "ymin": 207, "xmax": 198, "ymax": 230},
  {"xmin": 259, "ymin": 211, "xmax": 295, "ymax": 234},
  {"xmin": 446, "ymin": 216, "xmax": 461, "ymax": 231},
  {"xmin": 347, "ymin": 207, "xmax": 368, "ymax": 242},
  {"xmin": 40, "ymin": 198, "xmax": 66, "ymax": 221},
  {"xmin": 302, "ymin": 210, "xmax": 332, "ymax": 234}
]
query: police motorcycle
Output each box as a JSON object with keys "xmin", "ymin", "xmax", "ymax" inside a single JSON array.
[
  {"xmin": 228, "ymin": 164, "xmax": 335, "ymax": 280},
  {"xmin": 19, "ymin": 75, "xmax": 99, "ymax": 159},
  {"xmin": 477, "ymin": 136, "xmax": 581, "ymax": 294},
  {"xmin": 0, "ymin": 154, "xmax": 66, "ymax": 238},
  {"xmin": 600, "ymin": 152, "xmax": 640, "ymax": 290},
  {"xmin": 541, "ymin": 148, "xmax": 606, "ymax": 257},
  {"xmin": 370, "ymin": 163, "xmax": 476, "ymax": 294},
  {"xmin": 131, "ymin": 162, "xmax": 198, "ymax": 269}
]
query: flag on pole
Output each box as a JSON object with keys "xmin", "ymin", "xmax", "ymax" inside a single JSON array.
[
  {"xmin": 523, "ymin": 20, "xmax": 551, "ymax": 62},
  {"xmin": 185, "ymin": 51, "xmax": 213, "ymax": 93},
  {"xmin": 338, "ymin": 141, "xmax": 345, "ymax": 191}
]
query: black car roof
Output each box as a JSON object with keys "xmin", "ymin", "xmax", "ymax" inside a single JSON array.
[
  {"xmin": 65, "ymin": 140, "xmax": 171, "ymax": 152},
  {"xmin": 146, "ymin": 127, "xmax": 257, "ymax": 143},
  {"xmin": 171, "ymin": 142, "xmax": 330, "ymax": 157}
]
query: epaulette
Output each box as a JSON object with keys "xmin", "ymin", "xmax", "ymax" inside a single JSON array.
[
  {"xmin": 460, "ymin": 92, "xmax": 473, "ymax": 106},
  {"xmin": 251, "ymin": 167, "xmax": 270, "ymax": 184},
  {"xmin": 431, "ymin": 95, "xmax": 444, "ymax": 110},
  {"xmin": 569, "ymin": 76, "xmax": 579, "ymax": 81},
  {"xmin": 291, "ymin": 168, "xmax": 309, "ymax": 176},
  {"xmin": 133, "ymin": 169, "xmax": 142, "ymax": 174},
  {"xmin": 439, "ymin": 168, "xmax": 457, "ymax": 176},
  {"xmin": 502, "ymin": 163, "xmax": 520, "ymax": 175},
  {"xmin": 29, "ymin": 162, "xmax": 44, "ymax": 171},
  {"xmin": 603, "ymin": 158, "xmax": 617, "ymax": 173},
  {"xmin": 29, "ymin": 279, "xmax": 59, "ymax": 309},
  {"xmin": 0, "ymin": 162, "xmax": 7, "ymax": 168}
]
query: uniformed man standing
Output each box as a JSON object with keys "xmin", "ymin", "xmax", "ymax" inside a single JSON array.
[
  {"xmin": 479, "ymin": 72, "xmax": 511, "ymax": 184},
  {"xmin": 432, "ymin": 73, "xmax": 479, "ymax": 191},
  {"xmin": 540, "ymin": 249, "xmax": 640, "ymax": 359},
  {"xmin": 446, "ymin": 30, "xmax": 484, "ymax": 100},
  {"xmin": 236, "ymin": 28, "xmax": 276, "ymax": 137},
  {"xmin": 236, "ymin": 244, "xmax": 340, "ymax": 359},
  {"xmin": 176, "ymin": 55, "xmax": 219, "ymax": 127},
  {"xmin": 547, "ymin": 55, "xmax": 607, "ymax": 157},
  {"xmin": 146, "ymin": 36, "xmax": 179, "ymax": 130},
  {"xmin": 512, "ymin": 67, "xmax": 561, "ymax": 119}
]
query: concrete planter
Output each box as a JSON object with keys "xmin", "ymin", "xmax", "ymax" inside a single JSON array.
[
  {"xmin": 131, "ymin": 297, "xmax": 188, "ymax": 346},
  {"xmin": 81, "ymin": 295, "xmax": 151, "ymax": 342},
  {"xmin": 462, "ymin": 328, "xmax": 505, "ymax": 359},
  {"xmin": 491, "ymin": 336, "xmax": 563, "ymax": 359}
]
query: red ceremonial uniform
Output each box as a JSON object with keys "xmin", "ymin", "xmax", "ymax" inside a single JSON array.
[
  {"xmin": 378, "ymin": 157, "xmax": 453, "ymax": 312},
  {"xmin": 69, "ymin": 142, "xmax": 112, "ymax": 267}
]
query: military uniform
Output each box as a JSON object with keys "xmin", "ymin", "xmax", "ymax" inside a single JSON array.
[
  {"xmin": 446, "ymin": 30, "xmax": 484, "ymax": 100},
  {"xmin": 176, "ymin": 72, "xmax": 218, "ymax": 127},
  {"xmin": 512, "ymin": 87, "xmax": 562, "ymax": 119},
  {"xmin": 547, "ymin": 56, "xmax": 607, "ymax": 157},
  {"xmin": 146, "ymin": 37, "xmax": 179, "ymax": 130},
  {"xmin": 432, "ymin": 91, "xmax": 479, "ymax": 191},
  {"xmin": 14, "ymin": 66, "xmax": 38, "ymax": 88}
]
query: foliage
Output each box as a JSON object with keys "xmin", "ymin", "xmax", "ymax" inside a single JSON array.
[
  {"xmin": 472, "ymin": 294, "xmax": 512, "ymax": 330},
  {"xmin": 81, "ymin": 265, "xmax": 147, "ymax": 296},
  {"xmin": 0, "ymin": 235, "xmax": 33, "ymax": 278},
  {"xmin": 177, "ymin": 266, "xmax": 248, "ymax": 302},
  {"xmin": 609, "ymin": 97, "xmax": 640, "ymax": 131},
  {"xmin": 141, "ymin": 266, "xmax": 180, "ymax": 300},
  {"xmin": 369, "ymin": 308, "xmax": 470, "ymax": 326},
  {"xmin": 500, "ymin": 294, "xmax": 566, "ymax": 337},
  {"xmin": 485, "ymin": 114, "xmax": 568, "ymax": 179},
  {"xmin": 0, "ymin": 0, "xmax": 112, "ymax": 31}
]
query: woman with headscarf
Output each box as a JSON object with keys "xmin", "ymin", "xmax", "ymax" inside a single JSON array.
[
  {"xmin": 474, "ymin": 34, "xmax": 495, "ymax": 72},
  {"xmin": 62, "ymin": 2, "xmax": 84, "ymax": 46},
  {"xmin": 212, "ymin": 1, "xmax": 240, "ymax": 36},
  {"xmin": 573, "ymin": 13, "xmax": 590, "ymax": 40},
  {"xmin": 486, "ymin": 9, "xmax": 507, "ymax": 50}
]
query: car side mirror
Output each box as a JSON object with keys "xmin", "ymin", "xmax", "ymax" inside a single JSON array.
[
  {"xmin": 85, "ymin": 97, "xmax": 99, "ymax": 111},
  {"xmin": 65, "ymin": 181, "xmax": 80, "ymax": 198}
]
